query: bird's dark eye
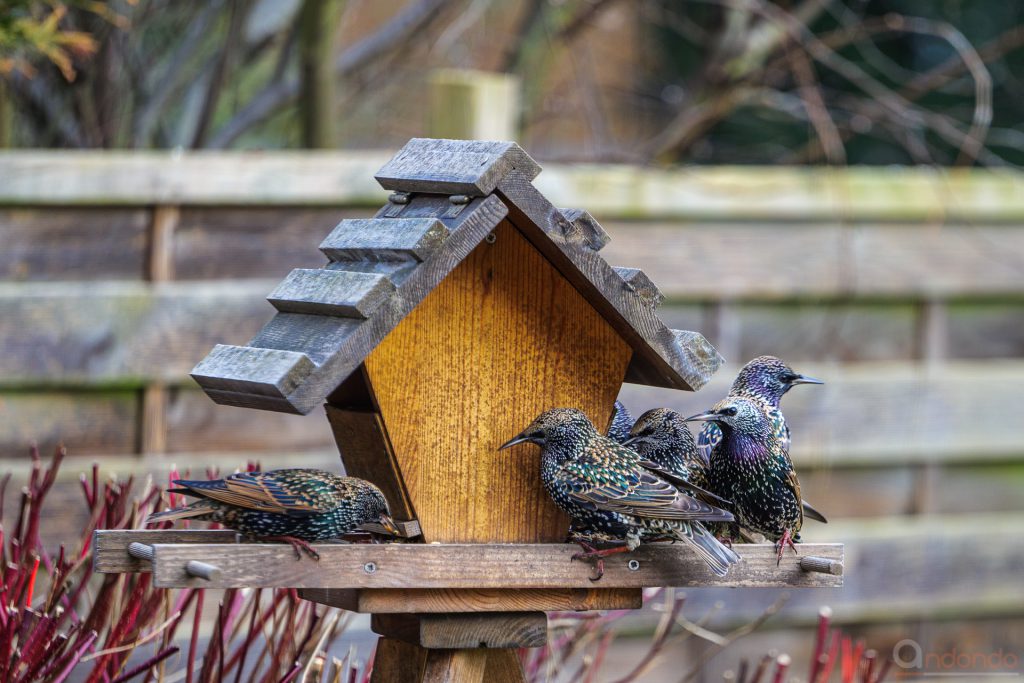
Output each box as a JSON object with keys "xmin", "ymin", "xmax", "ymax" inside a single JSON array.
[
  {"xmin": 720, "ymin": 407, "xmax": 738, "ymax": 417},
  {"xmin": 780, "ymin": 372, "xmax": 797, "ymax": 383},
  {"xmin": 530, "ymin": 430, "xmax": 544, "ymax": 439}
]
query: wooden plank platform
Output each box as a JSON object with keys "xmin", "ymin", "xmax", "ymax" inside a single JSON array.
[{"xmin": 93, "ymin": 530, "xmax": 842, "ymax": 590}]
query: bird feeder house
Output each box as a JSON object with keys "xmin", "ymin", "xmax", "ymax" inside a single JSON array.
[{"xmin": 95, "ymin": 139, "xmax": 842, "ymax": 682}]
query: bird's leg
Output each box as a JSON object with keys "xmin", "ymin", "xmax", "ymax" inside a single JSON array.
[
  {"xmin": 568, "ymin": 539, "xmax": 632, "ymax": 582},
  {"xmin": 774, "ymin": 528, "xmax": 798, "ymax": 566},
  {"xmin": 262, "ymin": 535, "xmax": 320, "ymax": 561}
]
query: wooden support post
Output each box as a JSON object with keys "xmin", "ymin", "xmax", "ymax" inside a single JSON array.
[
  {"xmin": 429, "ymin": 69, "xmax": 521, "ymax": 141},
  {"xmin": 420, "ymin": 650, "xmax": 490, "ymax": 683},
  {"xmin": 140, "ymin": 204, "xmax": 179, "ymax": 455}
]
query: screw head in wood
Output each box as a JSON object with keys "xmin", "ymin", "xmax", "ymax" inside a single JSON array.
[
  {"xmin": 485, "ymin": 233, "xmax": 497, "ymax": 244},
  {"xmin": 627, "ymin": 559, "xmax": 640, "ymax": 571},
  {"xmin": 363, "ymin": 562, "xmax": 377, "ymax": 574}
]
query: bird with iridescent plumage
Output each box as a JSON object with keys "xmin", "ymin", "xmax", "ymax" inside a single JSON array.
[
  {"xmin": 697, "ymin": 355, "xmax": 827, "ymax": 526},
  {"xmin": 685, "ymin": 397, "xmax": 805, "ymax": 563},
  {"xmin": 147, "ymin": 469, "xmax": 399, "ymax": 559},
  {"xmin": 500, "ymin": 408, "xmax": 740, "ymax": 579}
]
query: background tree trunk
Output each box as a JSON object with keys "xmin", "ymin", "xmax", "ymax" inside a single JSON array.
[{"xmin": 299, "ymin": 0, "xmax": 344, "ymax": 148}]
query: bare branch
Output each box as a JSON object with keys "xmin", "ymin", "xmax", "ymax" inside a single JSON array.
[{"xmin": 207, "ymin": 0, "xmax": 457, "ymax": 148}]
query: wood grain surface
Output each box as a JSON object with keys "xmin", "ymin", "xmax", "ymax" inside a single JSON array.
[
  {"xmin": 371, "ymin": 612, "xmax": 547, "ymax": 648},
  {"xmin": 297, "ymin": 587, "xmax": 642, "ymax": 613},
  {"xmin": 117, "ymin": 541, "xmax": 844, "ymax": 589},
  {"xmin": 364, "ymin": 219, "xmax": 631, "ymax": 543}
]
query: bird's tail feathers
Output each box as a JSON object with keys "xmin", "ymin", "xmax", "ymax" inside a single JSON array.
[
  {"xmin": 146, "ymin": 502, "xmax": 212, "ymax": 525},
  {"xmin": 677, "ymin": 521, "xmax": 741, "ymax": 577},
  {"xmin": 802, "ymin": 500, "xmax": 828, "ymax": 524}
]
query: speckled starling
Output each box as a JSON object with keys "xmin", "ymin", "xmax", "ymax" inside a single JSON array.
[
  {"xmin": 606, "ymin": 400, "xmax": 634, "ymax": 443},
  {"xmin": 625, "ymin": 408, "xmax": 709, "ymax": 489},
  {"xmin": 697, "ymin": 356, "xmax": 827, "ymax": 524},
  {"xmin": 147, "ymin": 469, "xmax": 398, "ymax": 559},
  {"xmin": 685, "ymin": 397, "xmax": 805, "ymax": 563},
  {"xmin": 500, "ymin": 408, "xmax": 740, "ymax": 578}
]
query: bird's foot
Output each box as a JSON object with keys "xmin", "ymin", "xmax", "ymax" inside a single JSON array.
[
  {"xmin": 263, "ymin": 535, "xmax": 320, "ymax": 561},
  {"xmin": 570, "ymin": 543, "xmax": 631, "ymax": 582},
  {"xmin": 774, "ymin": 529, "xmax": 798, "ymax": 566},
  {"xmin": 716, "ymin": 535, "xmax": 733, "ymax": 549}
]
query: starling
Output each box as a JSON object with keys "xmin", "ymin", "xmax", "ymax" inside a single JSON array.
[
  {"xmin": 697, "ymin": 356, "xmax": 827, "ymax": 524},
  {"xmin": 685, "ymin": 397, "xmax": 805, "ymax": 564},
  {"xmin": 499, "ymin": 408, "xmax": 740, "ymax": 579},
  {"xmin": 606, "ymin": 400, "xmax": 634, "ymax": 443},
  {"xmin": 147, "ymin": 469, "xmax": 399, "ymax": 559},
  {"xmin": 625, "ymin": 408, "xmax": 709, "ymax": 489}
]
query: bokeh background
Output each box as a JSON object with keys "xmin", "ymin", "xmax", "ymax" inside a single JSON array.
[{"xmin": 2, "ymin": 1, "xmax": 1024, "ymax": 680}]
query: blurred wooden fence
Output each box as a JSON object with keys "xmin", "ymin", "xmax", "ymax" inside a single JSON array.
[{"xmin": 2, "ymin": 153, "xmax": 1023, "ymax": 667}]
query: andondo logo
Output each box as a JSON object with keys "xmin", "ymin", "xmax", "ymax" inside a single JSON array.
[{"xmin": 893, "ymin": 639, "xmax": 1020, "ymax": 678}]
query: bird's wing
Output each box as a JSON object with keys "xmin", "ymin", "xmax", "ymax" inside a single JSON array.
[
  {"xmin": 696, "ymin": 421, "xmax": 721, "ymax": 466},
  {"xmin": 563, "ymin": 455, "xmax": 732, "ymax": 522},
  {"xmin": 173, "ymin": 471, "xmax": 329, "ymax": 517},
  {"xmin": 785, "ymin": 469, "xmax": 804, "ymax": 530},
  {"xmin": 638, "ymin": 460, "xmax": 734, "ymax": 510}
]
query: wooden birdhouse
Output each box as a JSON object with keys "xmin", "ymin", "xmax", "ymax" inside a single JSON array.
[{"xmin": 95, "ymin": 139, "xmax": 842, "ymax": 683}]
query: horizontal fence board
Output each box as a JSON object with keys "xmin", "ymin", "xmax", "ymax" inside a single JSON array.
[
  {"xmin": 0, "ymin": 286, "xmax": 1021, "ymax": 467},
  {"xmin": 166, "ymin": 387, "xmax": 335, "ymax": 453},
  {"xmin": 0, "ymin": 207, "xmax": 149, "ymax": 281},
  {"xmin": 948, "ymin": 303, "xmax": 1024, "ymax": 359},
  {"xmin": 601, "ymin": 223, "xmax": 1024, "ymax": 299},
  {"xmin": 671, "ymin": 514, "xmax": 1024, "ymax": 625},
  {"xmin": 174, "ymin": 207, "xmax": 361, "ymax": 280},
  {"xmin": 0, "ymin": 280, "xmax": 275, "ymax": 386},
  {"xmin": 2, "ymin": 281, "xmax": 1017, "ymax": 389},
  {"xmin": 0, "ymin": 390, "xmax": 139, "ymax": 456},
  {"xmin": 664, "ymin": 302, "xmax": 920, "ymax": 363},
  {"xmin": 0, "ymin": 389, "xmax": 337, "ymax": 459},
  {"xmin": 2, "ymin": 153, "xmax": 1023, "ymax": 221},
  {"xmin": 0, "ymin": 151, "xmax": 391, "ymax": 206}
]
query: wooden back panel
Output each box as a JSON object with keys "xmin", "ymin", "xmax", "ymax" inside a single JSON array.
[{"xmin": 364, "ymin": 219, "xmax": 631, "ymax": 543}]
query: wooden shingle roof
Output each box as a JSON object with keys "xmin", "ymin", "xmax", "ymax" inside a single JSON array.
[{"xmin": 192, "ymin": 139, "xmax": 723, "ymax": 414}]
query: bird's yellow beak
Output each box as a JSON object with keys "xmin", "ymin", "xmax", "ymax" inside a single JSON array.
[{"xmin": 378, "ymin": 513, "xmax": 401, "ymax": 536}]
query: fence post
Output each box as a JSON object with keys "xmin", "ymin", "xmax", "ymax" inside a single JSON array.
[{"xmin": 429, "ymin": 69, "xmax": 521, "ymax": 141}]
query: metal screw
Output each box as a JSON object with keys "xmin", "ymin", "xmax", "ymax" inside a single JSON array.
[
  {"xmin": 449, "ymin": 194, "xmax": 470, "ymax": 205},
  {"xmin": 388, "ymin": 192, "xmax": 410, "ymax": 205},
  {"xmin": 627, "ymin": 559, "xmax": 640, "ymax": 571},
  {"xmin": 485, "ymin": 233, "xmax": 497, "ymax": 244},
  {"xmin": 363, "ymin": 562, "xmax": 377, "ymax": 574}
]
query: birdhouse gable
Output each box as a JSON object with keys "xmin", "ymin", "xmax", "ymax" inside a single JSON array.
[{"xmin": 191, "ymin": 138, "xmax": 723, "ymax": 415}]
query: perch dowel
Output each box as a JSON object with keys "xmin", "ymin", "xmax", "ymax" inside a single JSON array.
[
  {"xmin": 126, "ymin": 541, "xmax": 222, "ymax": 581},
  {"xmin": 800, "ymin": 556, "xmax": 844, "ymax": 575},
  {"xmin": 127, "ymin": 541, "xmax": 154, "ymax": 561},
  {"xmin": 185, "ymin": 560, "xmax": 223, "ymax": 581}
]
